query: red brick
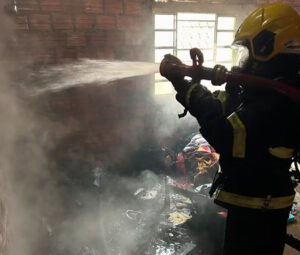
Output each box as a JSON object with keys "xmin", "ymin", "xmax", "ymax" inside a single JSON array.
[
  {"xmin": 135, "ymin": 48, "xmax": 151, "ymax": 61},
  {"xmin": 104, "ymin": 0, "xmax": 123, "ymax": 14},
  {"xmin": 97, "ymin": 48, "xmax": 114, "ymax": 59},
  {"xmin": 120, "ymin": 128, "xmax": 140, "ymax": 145},
  {"xmin": 77, "ymin": 47, "xmax": 97, "ymax": 58},
  {"xmin": 93, "ymin": 133, "xmax": 120, "ymax": 147},
  {"xmin": 39, "ymin": 32, "xmax": 67, "ymax": 48},
  {"xmin": 85, "ymin": 0, "xmax": 104, "ymax": 14},
  {"xmin": 117, "ymin": 15, "xmax": 134, "ymax": 30},
  {"xmin": 62, "ymin": 0, "xmax": 83, "ymax": 12},
  {"xmin": 89, "ymin": 88, "xmax": 117, "ymax": 107},
  {"xmin": 134, "ymin": 15, "xmax": 150, "ymax": 32},
  {"xmin": 114, "ymin": 47, "xmax": 134, "ymax": 59},
  {"xmin": 41, "ymin": 0, "xmax": 62, "ymax": 11},
  {"xmin": 125, "ymin": 1, "xmax": 142, "ymax": 15},
  {"xmin": 94, "ymin": 122, "xmax": 119, "ymax": 134},
  {"xmin": 67, "ymin": 32, "xmax": 87, "ymax": 47},
  {"xmin": 15, "ymin": 16, "xmax": 29, "ymax": 30},
  {"xmin": 135, "ymin": 106, "xmax": 148, "ymax": 117},
  {"xmin": 89, "ymin": 31, "xmax": 106, "ymax": 46},
  {"xmin": 96, "ymin": 15, "xmax": 115, "ymax": 30},
  {"xmin": 125, "ymin": 31, "xmax": 142, "ymax": 45},
  {"xmin": 107, "ymin": 30, "xmax": 124, "ymax": 45},
  {"xmin": 34, "ymin": 49, "xmax": 56, "ymax": 64},
  {"xmin": 21, "ymin": 47, "xmax": 56, "ymax": 64},
  {"xmin": 49, "ymin": 93, "xmax": 71, "ymax": 110},
  {"xmin": 16, "ymin": 32, "xmax": 40, "ymax": 47},
  {"xmin": 15, "ymin": 0, "xmax": 40, "ymax": 12},
  {"xmin": 52, "ymin": 14, "xmax": 73, "ymax": 30},
  {"xmin": 97, "ymin": 106, "xmax": 119, "ymax": 120},
  {"xmin": 29, "ymin": 14, "xmax": 51, "ymax": 31},
  {"xmin": 75, "ymin": 15, "xmax": 95, "ymax": 29}
]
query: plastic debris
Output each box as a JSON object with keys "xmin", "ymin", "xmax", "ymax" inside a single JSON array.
[
  {"xmin": 134, "ymin": 188, "xmax": 144, "ymax": 196},
  {"xmin": 170, "ymin": 193, "xmax": 192, "ymax": 205},
  {"xmin": 195, "ymin": 183, "xmax": 212, "ymax": 195},
  {"xmin": 288, "ymin": 213, "xmax": 296, "ymax": 224},
  {"xmin": 137, "ymin": 189, "xmax": 158, "ymax": 200},
  {"xmin": 126, "ymin": 210, "xmax": 142, "ymax": 221},
  {"xmin": 168, "ymin": 212, "xmax": 192, "ymax": 226},
  {"xmin": 217, "ymin": 211, "xmax": 228, "ymax": 218},
  {"xmin": 175, "ymin": 202, "xmax": 188, "ymax": 208},
  {"xmin": 173, "ymin": 180, "xmax": 190, "ymax": 190},
  {"xmin": 291, "ymin": 202, "xmax": 299, "ymax": 216}
]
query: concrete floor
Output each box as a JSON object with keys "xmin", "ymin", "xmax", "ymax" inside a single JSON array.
[{"xmin": 284, "ymin": 187, "xmax": 300, "ymax": 255}]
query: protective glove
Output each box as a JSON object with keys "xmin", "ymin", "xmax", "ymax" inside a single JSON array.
[
  {"xmin": 174, "ymin": 80, "xmax": 192, "ymax": 107},
  {"xmin": 173, "ymin": 80, "xmax": 195, "ymax": 118},
  {"xmin": 211, "ymin": 64, "xmax": 228, "ymax": 86}
]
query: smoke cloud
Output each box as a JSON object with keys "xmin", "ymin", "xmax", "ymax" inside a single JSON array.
[
  {"xmin": 0, "ymin": 2, "xmax": 217, "ymax": 255},
  {"xmin": 0, "ymin": 4, "xmax": 66, "ymax": 254}
]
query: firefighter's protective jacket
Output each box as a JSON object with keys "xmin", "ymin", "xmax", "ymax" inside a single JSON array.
[{"xmin": 175, "ymin": 80, "xmax": 299, "ymax": 210}]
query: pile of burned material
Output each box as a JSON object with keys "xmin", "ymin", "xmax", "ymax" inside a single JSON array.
[{"xmin": 97, "ymin": 171, "xmax": 226, "ymax": 255}]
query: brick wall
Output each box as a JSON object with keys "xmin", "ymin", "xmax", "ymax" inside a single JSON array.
[
  {"xmin": 5, "ymin": 0, "xmax": 156, "ymax": 170},
  {"xmin": 9, "ymin": 0, "xmax": 152, "ymax": 64},
  {"xmin": 6, "ymin": 0, "xmax": 300, "ymax": 171}
]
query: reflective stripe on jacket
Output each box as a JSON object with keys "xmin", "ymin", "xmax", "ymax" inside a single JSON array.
[
  {"xmin": 227, "ymin": 112, "xmax": 246, "ymax": 158},
  {"xmin": 269, "ymin": 147, "xmax": 294, "ymax": 159},
  {"xmin": 215, "ymin": 190, "xmax": 295, "ymax": 210}
]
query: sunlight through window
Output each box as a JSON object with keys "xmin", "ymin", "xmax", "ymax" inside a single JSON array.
[{"xmin": 154, "ymin": 13, "xmax": 236, "ymax": 95}]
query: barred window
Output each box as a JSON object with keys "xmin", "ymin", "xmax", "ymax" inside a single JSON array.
[{"xmin": 154, "ymin": 13, "xmax": 236, "ymax": 95}]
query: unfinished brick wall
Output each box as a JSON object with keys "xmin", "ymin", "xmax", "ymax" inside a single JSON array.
[
  {"xmin": 256, "ymin": 0, "xmax": 300, "ymax": 11},
  {"xmin": 6, "ymin": 0, "xmax": 300, "ymax": 171},
  {"xmin": 5, "ymin": 0, "xmax": 156, "ymax": 170},
  {"xmin": 9, "ymin": 0, "xmax": 152, "ymax": 63}
]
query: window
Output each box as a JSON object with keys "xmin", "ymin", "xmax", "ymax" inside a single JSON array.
[{"xmin": 154, "ymin": 13, "xmax": 236, "ymax": 95}]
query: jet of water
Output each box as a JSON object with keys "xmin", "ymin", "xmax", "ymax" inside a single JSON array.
[{"xmin": 22, "ymin": 59, "xmax": 160, "ymax": 95}]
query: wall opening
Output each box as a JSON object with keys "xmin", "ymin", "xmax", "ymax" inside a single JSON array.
[{"xmin": 154, "ymin": 12, "xmax": 236, "ymax": 95}]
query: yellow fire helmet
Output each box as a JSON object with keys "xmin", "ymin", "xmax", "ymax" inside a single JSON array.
[{"xmin": 233, "ymin": 3, "xmax": 300, "ymax": 64}]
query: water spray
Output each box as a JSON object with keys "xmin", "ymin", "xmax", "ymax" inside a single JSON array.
[{"xmin": 23, "ymin": 60, "xmax": 159, "ymax": 95}]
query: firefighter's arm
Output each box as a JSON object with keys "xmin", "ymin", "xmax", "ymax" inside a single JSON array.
[
  {"xmin": 172, "ymin": 80, "xmax": 226, "ymax": 124},
  {"xmin": 189, "ymin": 87, "xmax": 288, "ymax": 160},
  {"xmin": 171, "ymin": 79, "xmax": 234, "ymax": 156}
]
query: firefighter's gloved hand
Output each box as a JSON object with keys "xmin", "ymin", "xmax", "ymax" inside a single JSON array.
[
  {"xmin": 172, "ymin": 78, "xmax": 189, "ymax": 94},
  {"xmin": 211, "ymin": 64, "xmax": 228, "ymax": 86},
  {"xmin": 173, "ymin": 80, "xmax": 193, "ymax": 108},
  {"xmin": 175, "ymin": 82, "xmax": 212, "ymax": 110}
]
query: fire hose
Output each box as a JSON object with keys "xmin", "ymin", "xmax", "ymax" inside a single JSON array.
[{"xmin": 159, "ymin": 48, "xmax": 300, "ymax": 102}]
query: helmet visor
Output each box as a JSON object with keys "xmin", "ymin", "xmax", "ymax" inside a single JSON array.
[{"xmin": 231, "ymin": 44, "xmax": 250, "ymax": 70}]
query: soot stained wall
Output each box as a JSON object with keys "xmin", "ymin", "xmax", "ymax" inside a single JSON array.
[
  {"xmin": 9, "ymin": 0, "xmax": 152, "ymax": 63},
  {"xmin": 5, "ymin": 0, "xmax": 158, "ymax": 170},
  {"xmin": 6, "ymin": 0, "xmax": 300, "ymax": 171}
]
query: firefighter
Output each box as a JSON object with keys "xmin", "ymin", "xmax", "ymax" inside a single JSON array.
[{"xmin": 162, "ymin": 3, "xmax": 300, "ymax": 255}]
